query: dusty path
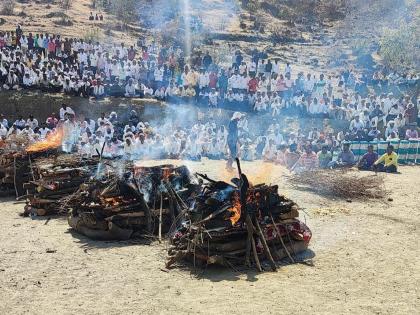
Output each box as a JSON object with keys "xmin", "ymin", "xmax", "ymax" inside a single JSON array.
[{"xmin": 0, "ymin": 161, "xmax": 419, "ymax": 314}]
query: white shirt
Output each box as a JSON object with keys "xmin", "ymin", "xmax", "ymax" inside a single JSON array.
[
  {"xmin": 304, "ymin": 78, "xmax": 315, "ymax": 92},
  {"xmin": 125, "ymin": 84, "xmax": 136, "ymax": 96},
  {"xmin": 26, "ymin": 118, "xmax": 38, "ymax": 129},
  {"xmin": 350, "ymin": 119, "xmax": 365, "ymax": 131},
  {"xmin": 59, "ymin": 107, "xmax": 75, "ymax": 120}
]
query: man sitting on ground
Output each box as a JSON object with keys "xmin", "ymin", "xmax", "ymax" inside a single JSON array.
[
  {"xmin": 293, "ymin": 144, "xmax": 318, "ymax": 171},
  {"xmin": 357, "ymin": 144, "xmax": 378, "ymax": 171},
  {"xmin": 329, "ymin": 143, "xmax": 355, "ymax": 168},
  {"xmin": 317, "ymin": 145, "xmax": 332, "ymax": 169},
  {"xmin": 373, "ymin": 145, "xmax": 398, "ymax": 173}
]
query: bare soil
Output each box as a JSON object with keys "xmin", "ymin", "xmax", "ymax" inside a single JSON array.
[{"xmin": 0, "ymin": 160, "xmax": 419, "ymax": 314}]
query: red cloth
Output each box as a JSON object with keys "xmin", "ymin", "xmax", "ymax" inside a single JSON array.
[
  {"xmin": 48, "ymin": 41, "xmax": 56, "ymax": 52},
  {"xmin": 209, "ymin": 73, "xmax": 218, "ymax": 89},
  {"xmin": 248, "ymin": 78, "xmax": 259, "ymax": 92},
  {"xmin": 127, "ymin": 49, "xmax": 136, "ymax": 61}
]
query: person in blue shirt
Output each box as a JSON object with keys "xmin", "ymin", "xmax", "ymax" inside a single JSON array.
[{"xmin": 357, "ymin": 144, "xmax": 378, "ymax": 170}]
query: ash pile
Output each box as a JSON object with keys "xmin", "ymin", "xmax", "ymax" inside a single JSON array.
[
  {"xmin": 167, "ymin": 159, "xmax": 312, "ymax": 271},
  {"xmin": 23, "ymin": 155, "xmax": 100, "ymax": 216},
  {"xmin": 66, "ymin": 164, "xmax": 197, "ymax": 241}
]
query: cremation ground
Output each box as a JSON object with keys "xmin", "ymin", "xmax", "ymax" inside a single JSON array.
[{"xmin": 0, "ymin": 160, "xmax": 419, "ymax": 315}]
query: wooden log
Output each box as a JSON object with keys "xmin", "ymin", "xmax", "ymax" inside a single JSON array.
[
  {"xmin": 29, "ymin": 198, "xmax": 57, "ymax": 204},
  {"xmin": 159, "ymin": 193, "xmax": 163, "ymax": 242},
  {"xmin": 103, "ymin": 202, "xmax": 144, "ymax": 213},
  {"xmin": 68, "ymin": 215, "xmax": 133, "ymax": 240},
  {"xmin": 251, "ymin": 234, "xmax": 262, "ymax": 272},
  {"xmin": 196, "ymin": 204, "xmax": 231, "ymax": 224},
  {"xmin": 279, "ymin": 206, "xmax": 299, "ymax": 220},
  {"xmin": 202, "ymin": 239, "xmax": 247, "ymax": 252},
  {"xmin": 37, "ymin": 186, "xmax": 80, "ymax": 197},
  {"xmin": 255, "ymin": 218, "xmax": 277, "ymax": 271},
  {"xmin": 166, "ymin": 250, "xmax": 188, "ymax": 268},
  {"xmin": 270, "ymin": 241, "xmax": 308, "ymax": 261},
  {"xmin": 270, "ymin": 213, "xmax": 294, "ymax": 263}
]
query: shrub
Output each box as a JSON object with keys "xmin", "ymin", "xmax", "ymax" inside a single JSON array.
[
  {"xmin": 83, "ymin": 27, "xmax": 103, "ymax": 42},
  {"xmin": 380, "ymin": 22, "xmax": 419, "ymax": 71},
  {"xmin": 109, "ymin": 0, "xmax": 138, "ymax": 26},
  {"xmin": 1, "ymin": 0, "xmax": 16, "ymax": 15}
]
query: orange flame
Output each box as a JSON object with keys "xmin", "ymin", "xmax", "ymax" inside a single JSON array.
[
  {"xmin": 227, "ymin": 192, "xmax": 241, "ymax": 225},
  {"xmin": 26, "ymin": 129, "xmax": 63, "ymax": 153},
  {"xmin": 103, "ymin": 196, "xmax": 125, "ymax": 207}
]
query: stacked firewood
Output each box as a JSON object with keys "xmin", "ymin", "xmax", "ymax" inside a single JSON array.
[
  {"xmin": 167, "ymin": 159, "xmax": 312, "ymax": 271},
  {"xmin": 66, "ymin": 164, "xmax": 199, "ymax": 241},
  {"xmin": 0, "ymin": 151, "xmax": 17, "ymax": 196},
  {"xmin": 23, "ymin": 155, "xmax": 99, "ymax": 216},
  {"xmin": 0, "ymin": 149, "xmax": 54, "ymax": 197}
]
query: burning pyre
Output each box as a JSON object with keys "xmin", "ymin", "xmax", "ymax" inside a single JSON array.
[
  {"xmin": 0, "ymin": 130, "xmax": 63, "ymax": 198},
  {"xmin": 23, "ymin": 154, "xmax": 100, "ymax": 216},
  {"xmin": 16, "ymin": 153, "xmax": 312, "ymax": 270},
  {"xmin": 26, "ymin": 129, "xmax": 63, "ymax": 154},
  {"xmin": 65, "ymin": 163, "xmax": 198, "ymax": 241},
  {"xmin": 167, "ymin": 159, "xmax": 312, "ymax": 271}
]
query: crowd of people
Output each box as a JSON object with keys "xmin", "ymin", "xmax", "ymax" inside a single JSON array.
[
  {"xmin": 0, "ymin": 25, "xmax": 419, "ymax": 173},
  {"xmin": 0, "ymin": 26, "xmax": 419, "ymax": 130},
  {"xmin": 0, "ymin": 102, "xmax": 415, "ymax": 174}
]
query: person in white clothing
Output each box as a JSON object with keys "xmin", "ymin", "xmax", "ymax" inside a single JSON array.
[
  {"xmin": 125, "ymin": 79, "xmax": 136, "ymax": 97},
  {"xmin": 59, "ymin": 104, "xmax": 75, "ymax": 120}
]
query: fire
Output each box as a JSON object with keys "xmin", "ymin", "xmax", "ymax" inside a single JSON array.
[
  {"xmin": 26, "ymin": 129, "xmax": 63, "ymax": 153},
  {"xmin": 103, "ymin": 196, "xmax": 125, "ymax": 207},
  {"xmin": 227, "ymin": 192, "xmax": 241, "ymax": 225}
]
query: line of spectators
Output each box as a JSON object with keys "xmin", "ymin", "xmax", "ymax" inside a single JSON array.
[
  {"xmin": 0, "ymin": 103, "xmax": 417, "ymax": 175},
  {"xmin": 0, "ymin": 25, "xmax": 419, "ymax": 148}
]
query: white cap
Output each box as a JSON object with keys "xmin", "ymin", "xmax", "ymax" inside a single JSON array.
[{"xmin": 232, "ymin": 112, "xmax": 244, "ymax": 120}]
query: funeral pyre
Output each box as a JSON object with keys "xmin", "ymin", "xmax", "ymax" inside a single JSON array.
[
  {"xmin": 167, "ymin": 159, "xmax": 312, "ymax": 271},
  {"xmin": 22, "ymin": 154, "xmax": 100, "ymax": 217},
  {"xmin": 0, "ymin": 131, "xmax": 63, "ymax": 197},
  {"xmin": 65, "ymin": 164, "xmax": 197, "ymax": 241}
]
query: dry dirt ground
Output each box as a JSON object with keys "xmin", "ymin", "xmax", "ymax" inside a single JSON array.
[
  {"xmin": 0, "ymin": 0, "xmax": 138, "ymax": 44},
  {"xmin": 0, "ymin": 160, "xmax": 419, "ymax": 315}
]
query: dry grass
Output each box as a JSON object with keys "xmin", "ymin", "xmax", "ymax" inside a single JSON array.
[{"xmin": 288, "ymin": 169, "xmax": 387, "ymax": 200}]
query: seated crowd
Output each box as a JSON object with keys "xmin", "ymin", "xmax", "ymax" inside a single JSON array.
[
  {"xmin": 1, "ymin": 103, "xmax": 417, "ymax": 174},
  {"xmin": 0, "ymin": 25, "xmax": 419, "ymax": 138},
  {"xmin": 0, "ymin": 25, "xmax": 418, "ymax": 174}
]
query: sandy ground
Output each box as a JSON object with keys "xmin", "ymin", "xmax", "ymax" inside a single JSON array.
[{"xmin": 0, "ymin": 160, "xmax": 419, "ymax": 314}]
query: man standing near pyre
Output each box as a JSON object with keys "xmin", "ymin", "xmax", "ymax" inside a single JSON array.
[{"xmin": 227, "ymin": 112, "xmax": 243, "ymax": 170}]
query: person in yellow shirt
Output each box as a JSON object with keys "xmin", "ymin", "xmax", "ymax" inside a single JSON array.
[{"xmin": 373, "ymin": 145, "xmax": 398, "ymax": 173}]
